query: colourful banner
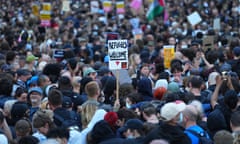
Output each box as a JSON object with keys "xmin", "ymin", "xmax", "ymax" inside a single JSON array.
[
  {"xmin": 40, "ymin": 12, "xmax": 51, "ymax": 20},
  {"xmin": 40, "ymin": 3, "xmax": 51, "ymax": 27},
  {"xmin": 116, "ymin": 1, "xmax": 125, "ymax": 14},
  {"xmin": 103, "ymin": 1, "xmax": 112, "ymax": 13}
]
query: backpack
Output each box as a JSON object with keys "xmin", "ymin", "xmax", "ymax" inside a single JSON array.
[
  {"xmin": 54, "ymin": 111, "xmax": 81, "ymax": 130},
  {"xmin": 186, "ymin": 129, "xmax": 213, "ymax": 144}
]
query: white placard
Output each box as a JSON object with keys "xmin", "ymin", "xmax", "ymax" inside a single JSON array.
[
  {"xmin": 187, "ymin": 11, "xmax": 202, "ymax": 26},
  {"xmin": 213, "ymin": 18, "xmax": 221, "ymax": 30},
  {"xmin": 108, "ymin": 40, "xmax": 128, "ymax": 70},
  {"xmin": 62, "ymin": 0, "xmax": 71, "ymax": 12},
  {"xmin": 91, "ymin": 1, "xmax": 99, "ymax": 13}
]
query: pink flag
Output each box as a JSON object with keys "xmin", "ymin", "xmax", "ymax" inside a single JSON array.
[
  {"xmin": 130, "ymin": 0, "xmax": 142, "ymax": 10},
  {"xmin": 164, "ymin": 10, "xmax": 169, "ymax": 23}
]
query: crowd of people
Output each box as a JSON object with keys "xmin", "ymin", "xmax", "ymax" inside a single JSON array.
[{"xmin": 0, "ymin": 0, "xmax": 240, "ymax": 144}]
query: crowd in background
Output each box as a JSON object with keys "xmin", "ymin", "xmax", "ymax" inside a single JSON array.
[{"xmin": 0, "ymin": 0, "xmax": 240, "ymax": 144}]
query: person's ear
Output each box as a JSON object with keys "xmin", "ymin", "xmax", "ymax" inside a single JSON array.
[
  {"xmin": 116, "ymin": 119, "xmax": 122, "ymax": 126},
  {"xmin": 44, "ymin": 122, "xmax": 49, "ymax": 128}
]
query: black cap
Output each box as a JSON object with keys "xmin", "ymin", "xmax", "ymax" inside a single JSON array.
[
  {"xmin": 62, "ymin": 96, "xmax": 72, "ymax": 108},
  {"xmin": 17, "ymin": 69, "xmax": 31, "ymax": 76}
]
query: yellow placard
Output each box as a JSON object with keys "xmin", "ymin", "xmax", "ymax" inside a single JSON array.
[
  {"xmin": 40, "ymin": 14, "xmax": 51, "ymax": 20},
  {"xmin": 32, "ymin": 4, "xmax": 39, "ymax": 16},
  {"xmin": 163, "ymin": 45, "xmax": 175, "ymax": 69},
  {"xmin": 103, "ymin": 1, "xmax": 111, "ymax": 7},
  {"xmin": 116, "ymin": 2, "xmax": 124, "ymax": 8},
  {"xmin": 42, "ymin": 3, "xmax": 51, "ymax": 11}
]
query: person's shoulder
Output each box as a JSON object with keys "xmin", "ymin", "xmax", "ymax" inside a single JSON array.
[
  {"xmin": 0, "ymin": 134, "xmax": 8, "ymax": 144},
  {"xmin": 186, "ymin": 125, "xmax": 205, "ymax": 133},
  {"xmin": 99, "ymin": 138, "xmax": 126, "ymax": 144}
]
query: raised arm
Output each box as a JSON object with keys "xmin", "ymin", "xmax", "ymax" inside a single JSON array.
[{"xmin": 211, "ymin": 75, "xmax": 223, "ymax": 109}]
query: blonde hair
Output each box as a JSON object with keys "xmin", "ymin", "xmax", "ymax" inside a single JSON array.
[
  {"xmin": 128, "ymin": 53, "xmax": 140, "ymax": 77},
  {"xmin": 4, "ymin": 100, "xmax": 17, "ymax": 117},
  {"xmin": 85, "ymin": 81, "xmax": 100, "ymax": 98},
  {"xmin": 81, "ymin": 101, "xmax": 98, "ymax": 129}
]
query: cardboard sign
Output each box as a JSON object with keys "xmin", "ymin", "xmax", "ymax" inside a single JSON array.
[
  {"xmin": 91, "ymin": 1, "xmax": 99, "ymax": 13},
  {"xmin": 108, "ymin": 40, "xmax": 128, "ymax": 70},
  {"xmin": 62, "ymin": 0, "xmax": 71, "ymax": 12},
  {"xmin": 187, "ymin": 11, "xmax": 202, "ymax": 26},
  {"xmin": 163, "ymin": 45, "xmax": 175, "ymax": 69},
  {"xmin": 202, "ymin": 36, "xmax": 214, "ymax": 51},
  {"xmin": 213, "ymin": 18, "xmax": 221, "ymax": 30}
]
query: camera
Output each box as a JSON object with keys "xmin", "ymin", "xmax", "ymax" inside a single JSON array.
[{"xmin": 221, "ymin": 71, "xmax": 230, "ymax": 80}]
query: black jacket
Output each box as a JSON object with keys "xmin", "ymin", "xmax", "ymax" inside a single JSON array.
[{"xmin": 142, "ymin": 123, "xmax": 191, "ymax": 144}]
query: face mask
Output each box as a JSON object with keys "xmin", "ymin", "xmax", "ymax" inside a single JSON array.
[
  {"xmin": 127, "ymin": 134, "xmax": 134, "ymax": 139},
  {"xmin": 31, "ymin": 99, "xmax": 38, "ymax": 103},
  {"xmin": 177, "ymin": 112, "xmax": 183, "ymax": 124},
  {"xmin": 125, "ymin": 103, "xmax": 131, "ymax": 109}
]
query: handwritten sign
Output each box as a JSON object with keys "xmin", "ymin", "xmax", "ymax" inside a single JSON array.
[
  {"xmin": 202, "ymin": 36, "xmax": 214, "ymax": 51},
  {"xmin": 108, "ymin": 40, "xmax": 128, "ymax": 70}
]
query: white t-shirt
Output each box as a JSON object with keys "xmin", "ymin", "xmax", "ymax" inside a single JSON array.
[
  {"xmin": 32, "ymin": 131, "xmax": 47, "ymax": 142},
  {"xmin": 0, "ymin": 134, "xmax": 8, "ymax": 144}
]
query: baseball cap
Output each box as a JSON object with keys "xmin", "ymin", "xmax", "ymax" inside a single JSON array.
[
  {"xmin": 104, "ymin": 55, "xmax": 110, "ymax": 63},
  {"xmin": 83, "ymin": 67, "xmax": 96, "ymax": 77},
  {"xmin": 27, "ymin": 76, "xmax": 39, "ymax": 86},
  {"xmin": 26, "ymin": 55, "xmax": 38, "ymax": 63},
  {"xmin": 17, "ymin": 69, "xmax": 31, "ymax": 76},
  {"xmin": 62, "ymin": 96, "xmax": 72, "ymax": 108},
  {"xmin": 160, "ymin": 101, "xmax": 186, "ymax": 121},
  {"xmin": 124, "ymin": 119, "xmax": 144, "ymax": 130},
  {"xmin": 167, "ymin": 82, "xmax": 180, "ymax": 93},
  {"xmin": 28, "ymin": 87, "xmax": 43, "ymax": 95},
  {"xmin": 98, "ymin": 66, "xmax": 111, "ymax": 76}
]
